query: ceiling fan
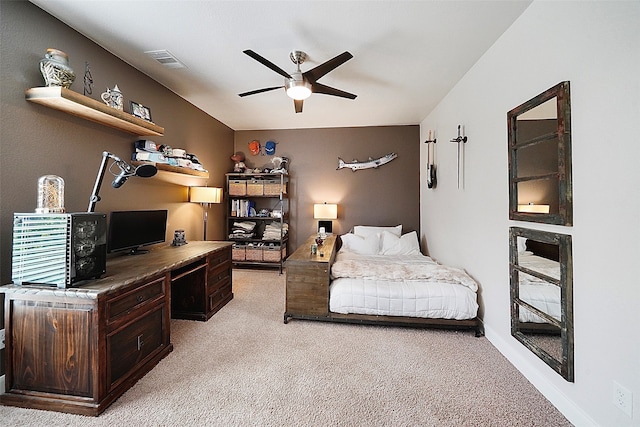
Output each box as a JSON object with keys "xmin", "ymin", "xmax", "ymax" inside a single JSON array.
[{"xmin": 239, "ymin": 50, "xmax": 357, "ymax": 113}]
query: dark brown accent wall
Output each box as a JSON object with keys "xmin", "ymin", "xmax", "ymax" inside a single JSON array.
[
  {"xmin": 0, "ymin": 1, "xmax": 234, "ymax": 288},
  {"xmin": 235, "ymin": 126, "xmax": 420, "ymax": 251}
]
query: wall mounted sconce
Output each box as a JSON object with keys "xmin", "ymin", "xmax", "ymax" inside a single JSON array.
[
  {"xmin": 88, "ymin": 151, "xmax": 157, "ymax": 212},
  {"xmin": 423, "ymin": 130, "xmax": 437, "ymax": 189},
  {"xmin": 190, "ymin": 186, "xmax": 222, "ymax": 240},
  {"xmin": 314, "ymin": 202, "xmax": 338, "ymax": 234},
  {"xmin": 449, "ymin": 124, "xmax": 468, "ymax": 189},
  {"xmin": 517, "ymin": 203, "xmax": 550, "ymax": 214}
]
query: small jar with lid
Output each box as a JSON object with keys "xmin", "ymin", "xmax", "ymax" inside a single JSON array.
[{"xmin": 36, "ymin": 175, "xmax": 65, "ymax": 213}]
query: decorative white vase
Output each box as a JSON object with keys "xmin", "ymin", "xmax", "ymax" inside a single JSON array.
[{"xmin": 40, "ymin": 48, "xmax": 76, "ymax": 89}]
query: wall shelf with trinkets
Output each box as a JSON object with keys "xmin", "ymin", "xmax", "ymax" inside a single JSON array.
[{"xmin": 26, "ymin": 87, "xmax": 164, "ymax": 136}]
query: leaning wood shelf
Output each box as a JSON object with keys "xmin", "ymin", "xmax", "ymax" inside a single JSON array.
[
  {"xmin": 25, "ymin": 86, "xmax": 164, "ymax": 136},
  {"xmin": 132, "ymin": 161, "xmax": 209, "ymax": 186}
]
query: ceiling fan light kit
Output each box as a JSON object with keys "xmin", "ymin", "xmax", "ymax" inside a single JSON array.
[
  {"xmin": 286, "ymin": 73, "xmax": 311, "ymax": 100},
  {"xmin": 239, "ymin": 49, "xmax": 356, "ymax": 113}
]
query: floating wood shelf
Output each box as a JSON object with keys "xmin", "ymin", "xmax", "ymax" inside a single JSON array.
[
  {"xmin": 132, "ymin": 161, "xmax": 209, "ymax": 186},
  {"xmin": 25, "ymin": 86, "xmax": 164, "ymax": 136}
]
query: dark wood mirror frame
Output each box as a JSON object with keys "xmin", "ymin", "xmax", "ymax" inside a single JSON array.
[
  {"xmin": 508, "ymin": 81, "xmax": 572, "ymax": 225},
  {"xmin": 509, "ymin": 227, "xmax": 574, "ymax": 382}
]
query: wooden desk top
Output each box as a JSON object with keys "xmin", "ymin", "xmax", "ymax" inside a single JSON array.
[
  {"xmin": 1, "ymin": 241, "xmax": 232, "ymax": 298},
  {"xmin": 285, "ymin": 234, "xmax": 337, "ymax": 267}
]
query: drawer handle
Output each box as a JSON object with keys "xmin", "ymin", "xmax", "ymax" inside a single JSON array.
[
  {"xmin": 137, "ymin": 334, "xmax": 144, "ymax": 351},
  {"xmin": 136, "ymin": 295, "xmax": 145, "ymax": 303}
]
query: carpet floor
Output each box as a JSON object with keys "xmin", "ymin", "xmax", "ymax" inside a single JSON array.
[{"xmin": 0, "ymin": 269, "xmax": 573, "ymax": 426}]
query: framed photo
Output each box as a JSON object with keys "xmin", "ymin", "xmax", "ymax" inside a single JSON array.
[{"xmin": 130, "ymin": 101, "xmax": 152, "ymax": 122}]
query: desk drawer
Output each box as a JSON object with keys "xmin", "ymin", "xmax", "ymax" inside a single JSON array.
[
  {"xmin": 108, "ymin": 305, "xmax": 165, "ymax": 388},
  {"xmin": 208, "ymin": 264, "xmax": 231, "ymax": 288},
  {"xmin": 208, "ymin": 281, "xmax": 232, "ymax": 314},
  {"xmin": 107, "ymin": 276, "xmax": 166, "ymax": 323},
  {"xmin": 208, "ymin": 248, "xmax": 231, "ymax": 271}
]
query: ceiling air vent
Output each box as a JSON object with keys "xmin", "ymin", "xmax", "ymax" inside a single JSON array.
[{"xmin": 144, "ymin": 50, "xmax": 186, "ymax": 69}]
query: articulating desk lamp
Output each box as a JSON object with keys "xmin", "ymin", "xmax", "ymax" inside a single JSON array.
[{"xmin": 88, "ymin": 151, "xmax": 157, "ymax": 212}]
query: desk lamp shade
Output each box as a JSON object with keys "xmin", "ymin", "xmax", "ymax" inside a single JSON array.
[
  {"xmin": 190, "ymin": 187, "xmax": 222, "ymax": 204},
  {"xmin": 190, "ymin": 187, "xmax": 222, "ymax": 240}
]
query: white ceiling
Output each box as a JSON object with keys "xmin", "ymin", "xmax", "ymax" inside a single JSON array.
[{"xmin": 30, "ymin": 0, "xmax": 532, "ymax": 131}]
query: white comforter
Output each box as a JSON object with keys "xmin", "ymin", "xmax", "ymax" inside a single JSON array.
[
  {"xmin": 517, "ymin": 252, "xmax": 561, "ymax": 323},
  {"xmin": 329, "ymin": 252, "xmax": 479, "ymax": 320}
]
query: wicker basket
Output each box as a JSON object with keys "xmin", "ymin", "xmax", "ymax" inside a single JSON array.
[
  {"xmin": 245, "ymin": 246, "xmax": 263, "ymax": 261},
  {"xmin": 246, "ymin": 179, "xmax": 264, "ymax": 196},
  {"xmin": 228, "ymin": 180, "xmax": 246, "ymax": 196},
  {"xmin": 232, "ymin": 245, "xmax": 246, "ymax": 261},
  {"xmin": 263, "ymin": 180, "xmax": 287, "ymax": 196},
  {"xmin": 263, "ymin": 245, "xmax": 286, "ymax": 262}
]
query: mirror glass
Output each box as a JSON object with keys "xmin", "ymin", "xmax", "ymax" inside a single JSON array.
[
  {"xmin": 510, "ymin": 227, "xmax": 573, "ymax": 381},
  {"xmin": 508, "ymin": 82, "xmax": 572, "ymax": 225}
]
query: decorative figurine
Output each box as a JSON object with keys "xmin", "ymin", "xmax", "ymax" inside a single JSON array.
[
  {"xmin": 172, "ymin": 229, "xmax": 188, "ymax": 246},
  {"xmin": 100, "ymin": 84, "xmax": 124, "ymax": 111}
]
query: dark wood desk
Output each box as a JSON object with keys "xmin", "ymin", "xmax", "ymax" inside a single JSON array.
[{"xmin": 0, "ymin": 241, "xmax": 232, "ymax": 416}]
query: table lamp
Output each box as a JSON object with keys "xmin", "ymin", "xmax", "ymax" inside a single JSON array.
[{"xmin": 313, "ymin": 202, "xmax": 338, "ymax": 234}]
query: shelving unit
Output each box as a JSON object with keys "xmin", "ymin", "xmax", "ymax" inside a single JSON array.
[
  {"xmin": 226, "ymin": 172, "xmax": 289, "ymax": 272},
  {"xmin": 25, "ymin": 86, "xmax": 164, "ymax": 136}
]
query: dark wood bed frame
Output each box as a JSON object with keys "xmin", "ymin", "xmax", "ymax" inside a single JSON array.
[{"xmin": 284, "ymin": 234, "xmax": 484, "ymax": 337}]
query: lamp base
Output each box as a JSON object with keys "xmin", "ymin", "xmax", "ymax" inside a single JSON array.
[{"xmin": 318, "ymin": 220, "xmax": 333, "ymax": 234}]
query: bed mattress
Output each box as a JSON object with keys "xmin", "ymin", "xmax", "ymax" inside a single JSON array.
[
  {"xmin": 518, "ymin": 282, "xmax": 561, "ymax": 323},
  {"xmin": 329, "ymin": 252, "xmax": 478, "ymax": 320},
  {"xmin": 517, "ymin": 251, "xmax": 561, "ymax": 324},
  {"xmin": 329, "ymin": 277, "xmax": 478, "ymax": 320}
]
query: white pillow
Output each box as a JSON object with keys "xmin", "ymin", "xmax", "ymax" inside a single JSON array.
[
  {"xmin": 380, "ymin": 231, "xmax": 421, "ymax": 256},
  {"xmin": 517, "ymin": 237, "xmax": 527, "ymax": 253},
  {"xmin": 353, "ymin": 225, "xmax": 402, "ymax": 238},
  {"xmin": 339, "ymin": 233, "xmax": 381, "ymax": 255}
]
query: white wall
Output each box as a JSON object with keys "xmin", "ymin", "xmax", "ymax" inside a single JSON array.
[{"xmin": 419, "ymin": 2, "xmax": 639, "ymax": 426}]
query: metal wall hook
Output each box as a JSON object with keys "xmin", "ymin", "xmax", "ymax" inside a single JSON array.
[
  {"xmin": 450, "ymin": 124, "xmax": 467, "ymax": 143},
  {"xmin": 449, "ymin": 124, "xmax": 467, "ymax": 189},
  {"xmin": 423, "ymin": 129, "xmax": 437, "ymax": 144}
]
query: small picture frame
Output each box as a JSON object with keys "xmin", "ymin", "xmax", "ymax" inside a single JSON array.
[{"xmin": 130, "ymin": 101, "xmax": 152, "ymax": 122}]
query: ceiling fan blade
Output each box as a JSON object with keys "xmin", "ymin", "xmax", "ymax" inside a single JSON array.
[
  {"xmin": 243, "ymin": 50, "xmax": 292, "ymax": 79},
  {"xmin": 311, "ymin": 82, "xmax": 357, "ymax": 100},
  {"xmin": 303, "ymin": 51, "xmax": 353, "ymax": 82},
  {"xmin": 238, "ymin": 86, "xmax": 283, "ymax": 97},
  {"xmin": 294, "ymin": 99, "xmax": 303, "ymax": 113}
]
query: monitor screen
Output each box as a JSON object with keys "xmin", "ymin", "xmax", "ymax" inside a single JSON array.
[{"xmin": 108, "ymin": 210, "xmax": 167, "ymax": 254}]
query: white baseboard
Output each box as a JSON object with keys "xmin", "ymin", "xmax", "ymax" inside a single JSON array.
[{"xmin": 483, "ymin": 324, "xmax": 598, "ymax": 427}]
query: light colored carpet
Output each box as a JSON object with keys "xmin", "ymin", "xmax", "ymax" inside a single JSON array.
[{"xmin": 0, "ymin": 269, "xmax": 572, "ymax": 426}]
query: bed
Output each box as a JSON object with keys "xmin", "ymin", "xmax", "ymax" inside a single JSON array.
[
  {"xmin": 284, "ymin": 225, "xmax": 482, "ymax": 335},
  {"xmin": 515, "ymin": 238, "xmax": 561, "ymax": 333}
]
